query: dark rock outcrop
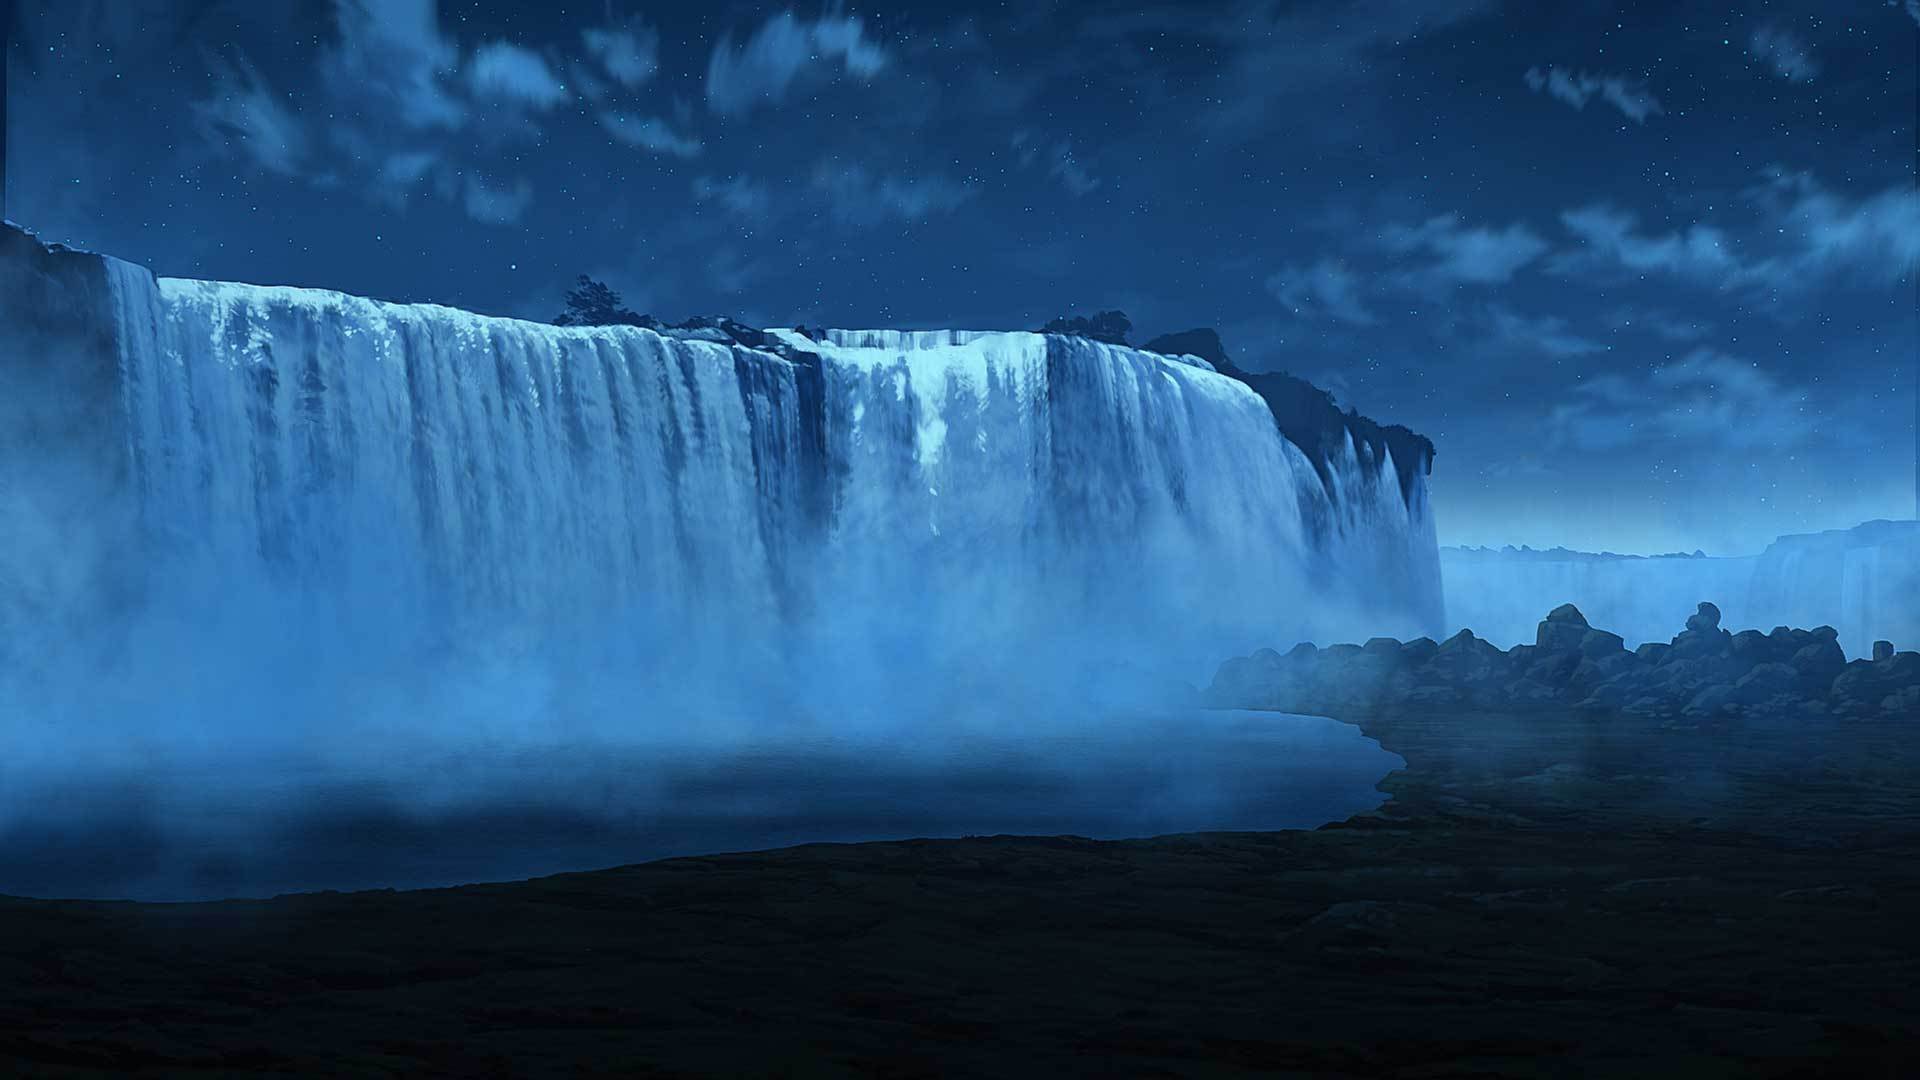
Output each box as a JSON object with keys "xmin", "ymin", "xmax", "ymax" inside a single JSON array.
[{"xmin": 1209, "ymin": 600, "xmax": 1920, "ymax": 723}]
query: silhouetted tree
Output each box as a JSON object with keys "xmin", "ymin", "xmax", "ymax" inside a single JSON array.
[
  {"xmin": 1039, "ymin": 310, "xmax": 1132, "ymax": 346},
  {"xmin": 554, "ymin": 276, "xmax": 646, "ymax": 327}
]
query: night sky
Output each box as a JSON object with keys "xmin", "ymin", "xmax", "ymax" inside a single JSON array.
[{"xmin": 7, "ymin": 0, "xmax": 1918, "ymax": 555}]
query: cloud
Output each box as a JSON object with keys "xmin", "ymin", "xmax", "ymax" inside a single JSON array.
[
  {"xmin": 321, "ymin": 0, "xmax": 466, "ymax": 131},
  {"xmin": 1555, "ymin": 205, "xmax": 1738, "ymax": 277},
  {"xmin": 192, "ymin": 57, "xmax": 309, "ymax": 177},
  {"xmin": 1746, "ymin": 170, "xmax": 1920, "ymax": 284},
  {"xmin": 461, "ymin": 175, "xmax": 535, "ymax": 224},
  {"xmin": 598, "ymin": 112, "xmax": 702, "ymax": 158},
  {"xmin": 1012, "ymin": 132, "xmax": 1102, "ymax": 197},
  {"xmin": 1267, "ymin": 260, "xmax": 1377, "ymax": 325},
  {"xmin": 190, "ymin": 0, "xmax": 642, "ymax": 225},
  {"xmin": 1549, "ymin": 349, "xmax": 1814, "ymax": 452},
  {"xmin": 466, "ymin": 43, "xmax": 571, "ymax": 110},
  {"xmin": 1381, "ymin": 214, "xmax": 1549, "ymax": 285},
  {"xmin": 707, "ymin": 11, "xmax": 888, "ymax": 117},
  {"xmin": 1524, "ymin": 66, "xmax": 1664, "ymax": 123},
  {"xmin": 692, "ymin": 175, "xmax": 776, "ymax": 221},
  {"xmin": 1749, "ymin": 25, "xmax": 1819, "ymax": 82},
  {"xmin": 1556, "ymin": 172, "xmax": 1920, "ymax": 292},
  {"xmin": 1487, "ymin": 307, "xmax": 1606, "ymax": 358},
  {"xmin": 583, "ymin": 23, "xmax": 660, "ymax": 89},
  {"xmin": 809, "ymin": 164, "xmax": 973, "ymax": 226}
]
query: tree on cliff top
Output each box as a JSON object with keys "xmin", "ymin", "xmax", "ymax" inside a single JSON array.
[
  {"xmin": 1040, "ymin": 310, "xmax": 1132, "ymax": 346},
  {"xmin": 554, "ymin": 276, "xmax": 646, "ymax": 327}
]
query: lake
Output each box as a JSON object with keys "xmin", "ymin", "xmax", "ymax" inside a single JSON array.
[{"xmin": 0, "ymin": 710, "xmax": 1401, "ymax": 901}]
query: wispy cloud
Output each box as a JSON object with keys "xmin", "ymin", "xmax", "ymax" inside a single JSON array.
[
  {"xmin": 1487, "ymin": 306, "xmax": 1606, "ymax": 358},
  {"xmin": 692, "ymin": 175, "xmax": 776, "ymax": 221},
  {"xmin": 466, "ymin": 43, "xmax": 570, "ymax": 110},
  {"xmin": 1749, "ymin": 25, "xmax": 1819, "ymax": 82},
  {"xmin": 461, "ymin": 174, "xmax": 535, "ymax": 224},
  {"xmin": 1554, "ymin": 170, "xmax": 1920, "ymax": 293},
  {"xmin": 321, "ymin": 0, "xmax": 466, "ymax": 132},
  {"xmin": 1549, "ymin": 350, "xmax": 1814, "ymax": 452},
  {"xmin": 598, "ymin": 112, "xmax": 702, "ymax": 158},
  {"xmin": 1555, "ymin": 206, "xmax": 1738, "ymax": 278},
  {"xmin": 1012, "ymin": 132, "xmax": 1102, "ymax": 197},
  {"xmin": 810, "ymin": 163, "xmax": 973, "ymax": 226},
  {"xmin": 706, "ymin": 11, "xmax": 888, "ymax": 117},
  {"xmin": 193, "ymin": 57, "xmax": 308, "ymax": 177},
  {"xmin": 583, "ymin": 22, "xmax": 660, "ymax": 89},
  {"xmin": 1524, "ymin": 66, "xmax": 1663, "ymax": 123},
  {"xmin": 1381, "ymin": 214, "xmax": 1549, "ymax": 285},
  {"xmin": 190, "ymin": 0, "xmax": 652, "ymax": 224},
  {"xmin": 1267, "ymin": 260, "xmax": 1377, "ymax": 326}
]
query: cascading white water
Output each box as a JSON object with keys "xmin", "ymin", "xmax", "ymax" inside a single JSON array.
[{"xmin": 93, "ymin": 275, "xmax": 1444, "ymax": 693}]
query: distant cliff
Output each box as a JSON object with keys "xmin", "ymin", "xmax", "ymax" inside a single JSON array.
[{"xmin": 1442, "ymin": 521, "xmax": 1920, "ymax": 659}]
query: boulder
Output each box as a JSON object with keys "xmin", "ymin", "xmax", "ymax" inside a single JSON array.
[
  {"xmin": 1832, "ymin": 652, "xmax": 1920, "ymax": 716},
  {"xmin": 1524, "ymin": 650, "xmax": 1582, "ymax": 687},
  {"xmin": 1578, "ymin": 629, "xmax": 1627, "ymax": 658},
  {"xmin": 1732, "ymin": 662, "xmax": 1802, "ymax": 705},
  {"xmin": 1729, "ymin": 630, "xmax": 1773, "ymax": 664},
  {"xmin": 1670, "ymin": 625, "xmax": 1733, "ymax": 661},
  {"xmin": 1635, "ymin": 642, "xmax": 1672, "ymax": 665},
  {"xmin": 1789, "ymin": 640, "xmax": 1847, "ymax": 686},
  {"xmin": 1535, "ymin": 604, "xmax": 1592, "ymax": 653},
  {"xmin": 1685, "ymin": 684, "xmax": 1734, "ymax": 717},
  {"xmin": 1873, "ymin": 641, "xmax": 1895, "ymax": 663},
  {"xmin": 1685, "ymin": 602, "xmax": 1722, "ymax": 633}
]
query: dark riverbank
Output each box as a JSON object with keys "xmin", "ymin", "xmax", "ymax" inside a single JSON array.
[{"xmin": 2, "ymin": 697, "xmax": 1915, "ymax": 1077}]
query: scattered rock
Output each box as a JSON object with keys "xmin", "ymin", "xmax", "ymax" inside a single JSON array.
[{"xmin": 1208, "ymin": 602, "xmax": 1920, "ymax": 723}]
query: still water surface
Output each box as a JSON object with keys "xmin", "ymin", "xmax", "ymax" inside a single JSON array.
[{"xmin": 0, "ymin": 710, "xmax": 1401, "ymax": 901}]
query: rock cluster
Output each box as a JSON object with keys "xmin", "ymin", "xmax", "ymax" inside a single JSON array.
[{"xmin": 1208, "ymin": 601, "xmax": 1920, "ymax": 722}]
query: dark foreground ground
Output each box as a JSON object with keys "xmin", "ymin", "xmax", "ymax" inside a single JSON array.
[{"xmin": 2, "ymin": 708, "xmax": 1917, "ymax": 1078}]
